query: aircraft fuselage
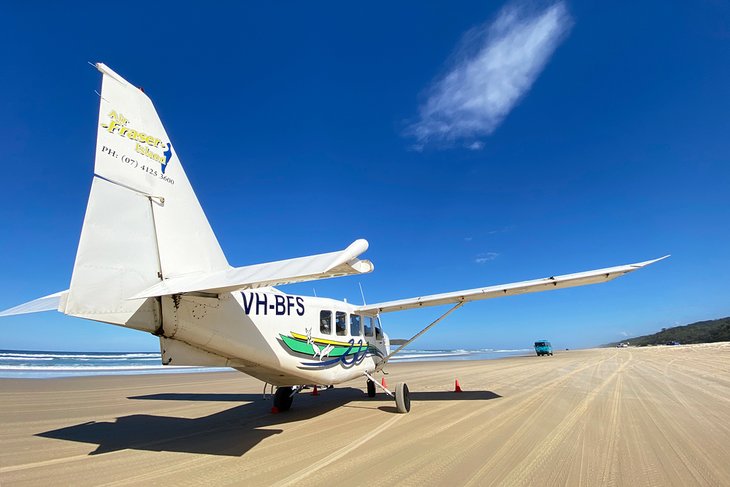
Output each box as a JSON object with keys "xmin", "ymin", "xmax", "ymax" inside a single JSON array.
[{"xmin": 157, "ymin": 289, "xmax": 389, "ymax": 387}]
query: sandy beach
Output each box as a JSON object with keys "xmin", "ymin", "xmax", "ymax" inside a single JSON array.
[{"xmin": 1, "ymin": 344, "xmax": 729, "ymax": 486}]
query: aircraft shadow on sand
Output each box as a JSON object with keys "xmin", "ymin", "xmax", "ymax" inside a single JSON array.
[{"xmin": 36, "ymin": 387, "xmax": 501, "ymax": 457}]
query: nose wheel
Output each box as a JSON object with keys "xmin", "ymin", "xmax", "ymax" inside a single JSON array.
[
  {"xmin": 273, "ymin": 386, "xmax": 294, "ymax": 412},
  {"xmin": 366, "ymin": 379, "xmax": 376, "ymax": 397}
]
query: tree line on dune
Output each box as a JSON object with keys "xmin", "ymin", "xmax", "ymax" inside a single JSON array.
[{"xmin": 604, "ymin": 317, "xmax": 730, "ymax": 347}]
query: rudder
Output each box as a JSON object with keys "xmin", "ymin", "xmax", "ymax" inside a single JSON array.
[{"xmin": 64, "ymin": 64, "xmax": 230, "ymax": 329}]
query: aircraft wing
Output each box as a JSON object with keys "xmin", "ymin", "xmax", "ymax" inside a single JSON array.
[
  {"xmin": 0, "ymin": 290, "xmax": 68, "ymax": 317},
  {"xmin": 129, "ymin": 239, "xmax": 374, "ymax": 298},
  {"xmin": 356, "ymin": 256, "xmax": 668, "ymax": 314}
]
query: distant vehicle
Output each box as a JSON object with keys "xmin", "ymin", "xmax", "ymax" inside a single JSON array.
[
  {"xmin": 534, "ymin": 340, "xmax": 553, "ymax": 356},
  {"xmin": 666, "ymin": 341, "xmax": 680, "ymax": 346},
  {"xmin": 617, "ymin": 342, "xmax": 629, "ymax": 348}
]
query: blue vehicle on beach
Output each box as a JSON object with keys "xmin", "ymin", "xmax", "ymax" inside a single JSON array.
[{"xmin": 534, "ymin": 340, "xmax": 553, "ymax": 356}]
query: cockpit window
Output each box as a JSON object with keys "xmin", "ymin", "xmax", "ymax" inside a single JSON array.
[
  {"xmin": 335, "ymin": 312, "xmax": 346, "ymax": 336},
  {"xmin": 375, "ymin": 317, "xmax": 382, "ymax": 340},
  {"xmin": 320, "ymin": 310, "xmax": 332, "ymax": 335},
  {"xmin": 350, "ymin": 314, "xmax": 362, "ymax": 336},
  {"xmin": 364, "ymin": 316, "xmax": 374, "ymax": 337}
]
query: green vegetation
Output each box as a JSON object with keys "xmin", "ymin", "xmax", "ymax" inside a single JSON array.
[{"xmin": 606, "ymin": 317, "xmax": 730, "ymax": 347}]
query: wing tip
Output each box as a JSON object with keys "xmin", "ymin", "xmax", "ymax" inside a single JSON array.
[{"xmin": 633, "ymin": 254, "xmax": 670, "ymax": 268}]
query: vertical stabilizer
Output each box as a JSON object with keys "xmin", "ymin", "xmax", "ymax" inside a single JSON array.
[{"xmin": 64, "ymin": 64, "xmax": 230, "ymax": 329}]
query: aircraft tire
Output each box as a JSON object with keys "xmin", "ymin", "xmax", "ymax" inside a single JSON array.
[
  {"xmin": 367, "ymin": 379, "xmax": 376, "ymax": 397},
  {"xmin": 395, "ymin": 383, "xmax": 411, "ymax": 413},
  {"xmin": 274, "ymin": 386, "xmax": 294, "ymax": 412}
]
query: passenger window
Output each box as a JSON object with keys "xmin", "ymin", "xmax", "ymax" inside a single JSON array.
[
  {"xmin": 350, "ymin": 314, "xmax": 362, "ymax": 336},
  {"xmin": 335, "ymin": 312, "xmax": 346, "ymax": 336},
  {"xmin": 320, "ymin": 310, "xmax": 332, "ymax": 335},
  {"xmin": 364, "ymin": 316, "xmax": 374, "ymax": 337},
  {"xmin": 375, "ymin": 317, "xmax": 382, "ymax": 340}
]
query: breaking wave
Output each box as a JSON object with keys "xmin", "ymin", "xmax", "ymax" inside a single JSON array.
[{"xmin": 0, "ymin": 347, "xmax": 531, "ymax": 378}]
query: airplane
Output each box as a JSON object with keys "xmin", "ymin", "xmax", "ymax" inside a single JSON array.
[{"xmin": 0, "ymin": 64, "xmax": 668, "ymax": 414}]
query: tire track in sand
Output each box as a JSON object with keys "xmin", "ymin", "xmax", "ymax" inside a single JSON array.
[
  {"xmin": 400, "ymin": 352, "xmax": 619, "ymax": 485},
  {"xmin": 270, "ymin": 414, "xmax": 402, "ymax": 487},
  {"xmin": 465, "ymin": 351, "xmax": 630, "ymax": 486}
]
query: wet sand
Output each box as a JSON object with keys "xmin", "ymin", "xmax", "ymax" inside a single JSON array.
[{"xmin": 1, "ymin": 343, "xmax": 729, "ymax": 486}]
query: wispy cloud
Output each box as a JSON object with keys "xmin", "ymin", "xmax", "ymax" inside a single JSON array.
[
  {"xmin": 467, "ymin": 141, "xmax": 485, "ymax": 151},
  {"xmin": 475, "ymin": 252, "xmax": 499, "ymax": 264},
  {"xmin": 487, "ymin": 225, "xmax": 515, "ymax": 235},
  {"xmin": 407, "ymin": 0, "xmax": 573, "ymax": 149}
]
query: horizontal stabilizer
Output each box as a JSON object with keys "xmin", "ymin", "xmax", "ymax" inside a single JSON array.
[
  {"xmin": 357, "ymin": 256, "xmax": 669, "ymax": 314},
  {"xmin": 129, "ymin": 239, "xmax": 374, "ymax": 298},
  {"xmin": 0, "ymin": 290, "xmax": 68, "ymax": 317}
]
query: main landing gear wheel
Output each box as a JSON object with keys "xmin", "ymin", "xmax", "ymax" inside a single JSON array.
[
  {"xmin": 367, "ymin": 379, "xmax": 376, "ymax": 398},
  {"xmin": 274, "ymin": 386, "xmax": 294, "ymax": 412},
  {"xmin": 395, "ymin": 383, "xmax": 411, "ymax": 413}
]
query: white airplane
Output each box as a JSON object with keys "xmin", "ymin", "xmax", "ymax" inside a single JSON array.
[{"xmin": 0, "ymin": 64, "xmax": 667, "ymax": 413}]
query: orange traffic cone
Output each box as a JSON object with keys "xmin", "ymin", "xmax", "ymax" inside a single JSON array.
[
  {"xmin": 381, "ymin": 377, "xmax": 388, "ymax": 388},
  {"xmin": 312, "ymin": 385, "xmax": 319, "ymax": 396},
  {"xmin": 454, "ymin": 379, "xmax": 462, "ymax": 393}
]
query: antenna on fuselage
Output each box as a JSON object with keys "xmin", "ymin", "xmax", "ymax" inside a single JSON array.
[{"xmin": 358, "ymin": 282, "xmax": 367, "ymax": 306}]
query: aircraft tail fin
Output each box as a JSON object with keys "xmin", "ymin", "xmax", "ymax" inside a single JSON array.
[{"xmin": 63, "ymin": 63, "xmax": 230, "ymax": 331}]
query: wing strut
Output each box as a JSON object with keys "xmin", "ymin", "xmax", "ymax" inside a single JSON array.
[{"xmin": 375, "ymin": 302, "xmax": 465, "ymax": 372}]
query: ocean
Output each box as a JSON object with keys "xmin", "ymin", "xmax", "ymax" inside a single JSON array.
[{"xmin": 0, "ymin": 348, "xmax": 532, "ymax": 379}]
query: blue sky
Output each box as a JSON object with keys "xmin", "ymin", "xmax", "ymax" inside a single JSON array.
[{"xmin": 1, "ymin": 1, "xmax": 728, "ymax": 351}]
